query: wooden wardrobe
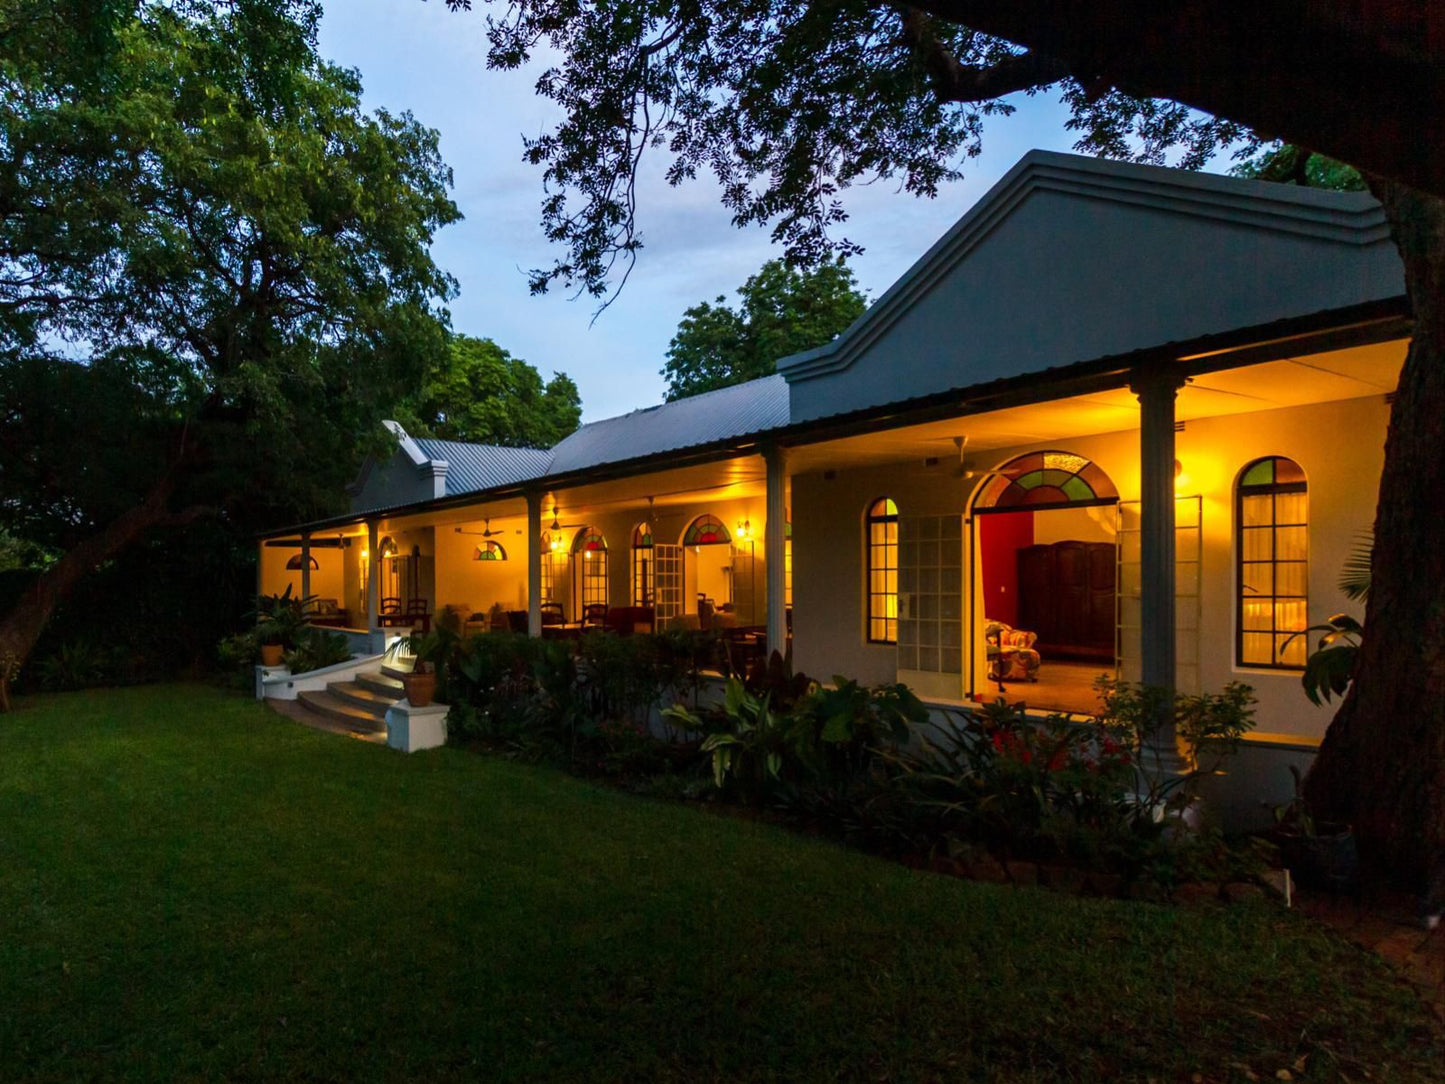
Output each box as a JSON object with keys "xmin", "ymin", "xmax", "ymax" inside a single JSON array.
[{"xmin": 1017, "ymin": 540, "xmax": 1116, "ymax": 662}]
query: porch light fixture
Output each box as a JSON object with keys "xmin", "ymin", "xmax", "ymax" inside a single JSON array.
[
  {"xmin": 378, "ymin": 536, "xmax": 398, "ymax": 560},
  {"xmin": 735, "ymin": 518, "xmax": 753, "ymax": 541},
  {"xmin": 1174, "ymin": 458, "xmax": 1189, "ymax": 491}
]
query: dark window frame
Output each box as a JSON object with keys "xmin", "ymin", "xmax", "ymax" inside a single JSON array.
[
  {"xmin": 866, "ymin": 497, "xmax": 899, "ymax": 645},
  {"xmin": 1236, "ymin": 458, "xmax": 1309, "ymax": 671}
]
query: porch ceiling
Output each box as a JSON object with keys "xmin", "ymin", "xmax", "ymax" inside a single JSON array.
[{"xmin": 785, "ymin": 338, "xmax": 1403, "ymax": 475}]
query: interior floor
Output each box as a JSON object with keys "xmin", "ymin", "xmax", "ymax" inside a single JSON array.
[{"xmin": 997, "ymin": 659, "xmax": 1113, "ymax": 717}]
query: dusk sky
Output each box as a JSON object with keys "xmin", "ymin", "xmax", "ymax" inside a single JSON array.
[{"xmin": 320, "ymin": 3, "xmax": 1169, "ymax": 422}]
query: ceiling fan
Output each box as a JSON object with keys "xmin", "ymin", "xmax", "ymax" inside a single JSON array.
[{"xmin": 454, "ymin": 518, "xmax": 505, "ymax": 538}]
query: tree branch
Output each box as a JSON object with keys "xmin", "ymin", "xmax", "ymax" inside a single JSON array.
[
  {"xmin": 899, "ymin": 7, "xmax": 1069, "ymax": 102},
  {"xmin": 900, "ymin": 0, "xmax": 1445, "ymax": 200}
]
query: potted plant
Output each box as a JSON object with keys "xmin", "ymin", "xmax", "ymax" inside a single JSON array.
[
  {"xmin": 403, "ymin": 629, "xmax": 451, "ymax": 707},
  {"xmin": 1270, "ymin": 765, "xmax": 1357, "ymax": 892},
  {"xmin": 253, "ymin": 586, "xmax": 306, "ymax": 667}
]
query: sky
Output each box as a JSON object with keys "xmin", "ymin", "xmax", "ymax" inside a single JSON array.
[{"xmin": 318, "ymin": 2, "xmax": 1097, "ymax": 422}]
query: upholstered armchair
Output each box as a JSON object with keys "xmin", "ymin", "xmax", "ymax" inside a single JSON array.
[{"xmin": 985, "ymin": 621, "xmax": 1042, "ymax": 683}]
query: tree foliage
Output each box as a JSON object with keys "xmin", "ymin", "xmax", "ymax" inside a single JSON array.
[
  {"xmin": 442, "ymin": 0, "xmax": 1441, "ymax": 299},
  {"xmin": 0, "ymin": 0, "xmax": 460, "ymax": 667},
  {"xmin": 663, "ymin": 259, "xmax": 866, "ymax": 400},
  {"xmin": 407, "ymin": 333, "xmax": 582, "ymax": 447}
]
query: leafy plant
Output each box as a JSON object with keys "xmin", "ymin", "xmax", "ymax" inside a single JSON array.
[
  {"xmin": 253, "ymin": 586, "xmax": 309, "ymax": 651},
  {"xmin": 35, "ymin": 641, "xmax": 108, "ymax": 691},
  {"xmin": 284, "ymin": 629, "xmax": 353, "ymax": 675},
  {"xmin": 1338, "ymin": 528, "xmax": 1373, "ymax": 602},
  {"xmin": 664, "ymin": 677, "xmax": 814, "ymax": 802},
  {"xmin": 1288, "ymin": 614, "xmax": 1362, "ymax": 705}
]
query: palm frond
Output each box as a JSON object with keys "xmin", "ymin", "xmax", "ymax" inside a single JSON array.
[{"xmin": 1337, "ymin": 528, "xmax": 1373, "ymax": 602}]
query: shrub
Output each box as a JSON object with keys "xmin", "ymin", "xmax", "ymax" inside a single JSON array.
[{"xmin": 284, "ymin": 629, "xmax": 353, "ymax": 674}]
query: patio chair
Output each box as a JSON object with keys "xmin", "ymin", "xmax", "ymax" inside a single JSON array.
[
  {"xmin": 582, "ymin": 603, "xmax": 608, "ymax": 628},
  {"xmin": 540, "ymin": 602, "xmax": 565, "ymax": 626}
]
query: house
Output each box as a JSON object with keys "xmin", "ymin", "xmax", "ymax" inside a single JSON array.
[{"xmin": 259, "ymin": 150, "xmax": 1404, "ymax": 806}]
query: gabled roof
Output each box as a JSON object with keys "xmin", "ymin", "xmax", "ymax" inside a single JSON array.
[{"xmin": 778, "ymin": 150, "xmax": 1402, "ymax": 423}]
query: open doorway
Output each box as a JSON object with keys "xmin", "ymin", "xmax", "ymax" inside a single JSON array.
[
  {"xmin": 973, "ymin": 452, "xmax": 1119, "ymax": 715},
  {"xmin": 681, "ymin": 514, "xmax": 734, "ymax": 626}
]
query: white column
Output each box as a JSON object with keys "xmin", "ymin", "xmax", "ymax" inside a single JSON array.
[
  {"xmin": 1133, "ymin": 367, "xmax": 1186, "ymax": 767},
  {"xmin": 299, "ymin": 530, "xmax": 312, "ymax": 605},
  {"xmin": 366, "ymin": 520, "xmax": 380, "ymax": 631},
  {"xmin": 763, "ymin": 445, "xmax": 789, "ymax": 657},
  {"xmin": 526, "ymin": 491, "xmax": 543, "ymax": 637}
]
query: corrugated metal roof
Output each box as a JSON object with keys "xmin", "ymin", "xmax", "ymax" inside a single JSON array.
[
  {"xmin": 399, "ymin": 377, "xmax": 791, "ymax": 500},
  {"xmin": 411, "ymin": 439, "xmax": 552, "ymax": 496},
  {"xmin": 547, "ymin": 375, "xmax": 790, "ymax": 474}
]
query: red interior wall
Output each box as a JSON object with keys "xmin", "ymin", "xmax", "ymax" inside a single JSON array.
[{"xmin": 978, "ymin": 511, "xmax": 1033, "ymax": 627}]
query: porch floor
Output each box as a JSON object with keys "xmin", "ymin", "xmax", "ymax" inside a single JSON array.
[{"xmin": 1009, "ymin": 660, "xmax": 1111, "ymax": 717}]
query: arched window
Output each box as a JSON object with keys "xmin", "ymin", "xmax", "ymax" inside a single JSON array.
[
  {"xmin": 683, "ymin": 514, "xmax": 731, "ymax": 546},
  {"xmin": 973, "ymin": 451, "xmax": 1119, "ymax": 512},
  {"xmin": 1237, "ymin": 456, "xmax": 1308, "ymax": 669},
  {"xmin": 472, "ymin": 541, "xmax": 506, "ymax": 562},
  {"xmin": 572, "ymin": 528, "xmax": 609, "ymax": 610},
  {"xmin": 285, "ymin": 553, "xmax": 319, "ymax": 571},
  {"xmin": 866, "ymin": 498, "xmax": 898, "ymax": 644},
  {"xmin": 631, "ymin": 522, "xmax": 654, "ymax": 606}
]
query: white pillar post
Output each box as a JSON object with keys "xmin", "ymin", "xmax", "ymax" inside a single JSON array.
[
  {"xmin": 763, "ymin": 444, "xmax": 789, "ymax": 657},
  {"xmin": 366, "ymin": 520, "xmax": 380, "ymax": 632},
  {"xmin": 299, "ymin": 530, "xmax": 312, "ymax": 607},
  {"xmin": 526, "ymin": 491, "xmax": 543, "ymax": 637},
  {"xmin": 1132, "ymin": 367, "xmax": 1186, "ymax": 768}
]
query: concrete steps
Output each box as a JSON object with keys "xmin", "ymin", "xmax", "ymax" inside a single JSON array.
[
  {"xmin": 297, "ymin": 690, "xmax": 388, "ymax": 734},
  {"xmin": 295, "ymin": 650, "xmax": 421, "ymax": 738}
]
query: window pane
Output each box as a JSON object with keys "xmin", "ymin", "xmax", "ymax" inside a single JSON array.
[
  {"xmin": 1275, "ymin": 526, "xmax": 1308, "ymax": 561},
  {"xmin": 1274, "ymin": 492, "xmax": 1307, "ymax": 525},
  {"xmin": 1243, "ymin": 527, "xmax": 1272, "ymax": 562},
  {"xmin": 1275, "ymin": 562, "xmax": 1308, "ymax": 597},
  {"xmin": 1277, "ymin": 633, "xmax": 1307, "ymax": 667},
  {"xmin": 1241, "ymin": 632, "xmax": 1273, "ymax": 665},
  {"xmin": 1241, "ymin": 563, "xmax": 1273, "ymax": 597},
  {"xmin": 1241, "ymin": 494, "xmax": 1273, "ymax": 527},
  {"xmin": 1274, "ymin": 599, "xmax": 1307, "ymax": 633},
  {"xmin": 1242, "ymin": 601, "xmax": 1273, "ymax": 631}
]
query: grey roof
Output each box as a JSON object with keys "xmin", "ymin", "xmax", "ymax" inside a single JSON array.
[
  {"xmin": 411, "ymin": 438, "xmax": 552, "ymax": 496},
  {"xmin": 546, "ymin": 374, "xmax": 790, "ymax": 475}
]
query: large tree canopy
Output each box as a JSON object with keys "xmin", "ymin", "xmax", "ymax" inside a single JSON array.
[
  {"xmin": 405, "ymin": 333, "xmax": 582, "ymax": 447},
  {"xmin": 439, "ymin": 0, "xmax": 1445, "ymax": 900},
  {"xmin": 0, "ymin": 0, "xmax": 460, "ymax": 669},
  {"xmin": 442, "ymin": 0, "xmax": 1440, "ymax": 298},
  {"xmin": 663, "ymin": 259, "xmax": 866, "ymax": 400}
]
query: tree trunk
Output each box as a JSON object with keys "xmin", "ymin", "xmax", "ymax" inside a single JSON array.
[
  {"xmin": 0, "ymin": 474, "xmax": 177, "ymax": 688},
  {"xmin": 1303, "ymin": 181, "xmax": 1445, "ymax": 902}
]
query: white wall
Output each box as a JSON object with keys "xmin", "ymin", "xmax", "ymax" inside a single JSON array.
[{"xmin": 791, "ymin": 392, "xmax": 1388, "ymax": 740}]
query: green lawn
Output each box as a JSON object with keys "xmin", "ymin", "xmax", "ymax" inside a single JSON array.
[{"xmin": 0, "ymin": 686, "xmax": 1437, "ymax": 1082}]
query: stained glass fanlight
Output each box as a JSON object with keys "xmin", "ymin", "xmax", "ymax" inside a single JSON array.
[
  {"xmin": 473, "ymin": 541, "xmax": 507, "ymax": 561},
  {"xmin": 572, "ymin": 528, "xmax": 608, "ymax": 554},
  {"xmin": 683, "ymin": 514, "xmax": 731, "ymax": 546},
  {"xmin": 285, "ymin": 553, "xmax": 319, "ymax": 571},
  {"xmin": 974, "ymin": 451, "xmax": 1118, "ymax": 512},
  {"xmin": 631, "ymin": 523, "xmax": 653, "ymax": 548},
  {"xmin": 1240, "ymin": 456, "xmax": 1307, "ymax": 489}
]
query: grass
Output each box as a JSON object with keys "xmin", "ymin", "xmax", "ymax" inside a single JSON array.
[{"xmin": 0, "ymin": 685, "xmax": 1438, "ymax": 1082}]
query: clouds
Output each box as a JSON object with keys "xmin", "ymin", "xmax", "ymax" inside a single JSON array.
[{"xmin": 319, "ymin": 1, "xmax": 1080, "ymax": 421}]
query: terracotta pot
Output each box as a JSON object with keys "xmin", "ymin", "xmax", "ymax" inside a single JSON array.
[
  {"xmin": 260, "ymin": 644, "xmax": 284, "ymax": 667},
  {"xmin": 405, "ymin": 670, "xmax": 437, "ymax": 708}
]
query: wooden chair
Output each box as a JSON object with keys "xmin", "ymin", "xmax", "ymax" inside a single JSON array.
[
  {"xmin": 582, "ymin": 603, "xmax": 609, "ymax": 628},
  {"xmin": 540, "ymin": 602, "xmax": 565, "ymax": 626}
]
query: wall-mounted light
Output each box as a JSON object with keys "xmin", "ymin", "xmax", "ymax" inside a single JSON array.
[
  {"xmin": 1174, "ymin": 458, "xmax": 1189, "ymax": 491},
  {"xmin": 735, "ymin": 518, "xmax": 753, "ymax": 541}
]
